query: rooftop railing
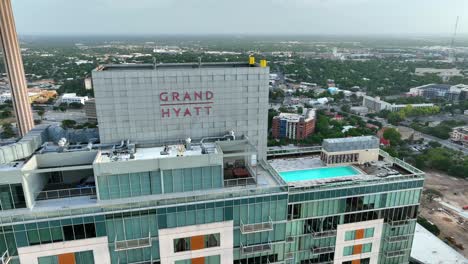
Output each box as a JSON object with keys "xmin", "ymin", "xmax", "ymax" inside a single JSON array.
[
  {"xmin": 267, "ymin": 146, "xmax": 322, "ymax": 157},
  {"xmin": 0, "ymin": 184, "xmax": 287, "ymax": 226},
  {"xmin": 35, "ymin": 187, "xmax": 96, "ymax": 201},
  {"xmin": 115, "ymin": 233, "xmax": 152, "ymax": 251},
  {"xmin": 240, "ymin": 216, "xmax": 274, "ymax": 234}
]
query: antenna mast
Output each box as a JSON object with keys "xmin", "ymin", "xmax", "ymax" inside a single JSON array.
[{"xmin": 449, "ymin": 16, "xmax": 459, "ymax": 63}]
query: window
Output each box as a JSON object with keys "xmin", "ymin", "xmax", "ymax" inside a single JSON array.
[
  {"xmin": 345, "ymin": 230, "xmax": 355, "ymax": 241},
  {"xmin": 174, "ymin": 233, "xmax": 220, "ymax": 253},
  {"xmin": 362, "ymin": 243, "xmax": 372, "ymax": 253},
  {"xmin": 174, "ymin": 237, "xmax": 190, "ymax": 252},
  {"xmin": 364, "ymin": 228, "xmax": 374, "ymax": 238},
  {"xmin": 345, "ymin": 227, "xmax": 374, "ymax": 241},
  {"xmin": 343, "ymin": 246, "xmax": 354, "ymax": 256},
  {"xmin": 38, "ymin": 250, "xmax": 94, "ymax": 264},
  {"xmin": 205, "ymin": 233, "xmax": 220, "ymax": 248},
  {"xmin": 63, "ymin": 223, "xmax": 96, "ymax": 241}
]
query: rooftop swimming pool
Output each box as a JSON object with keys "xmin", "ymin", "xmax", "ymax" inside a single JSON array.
[{"xmin": 279, "ymin": 166, "xmax": 361, "ymax": 183}]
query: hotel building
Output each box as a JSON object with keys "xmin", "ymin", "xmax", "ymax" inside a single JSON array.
[
  {"xmin": 0, "ymin": 62, "xmax": 424, "ymax": 264},
  {"xmin": 271, "ymin": 109, "xmax": 316, "ymax": 140}
]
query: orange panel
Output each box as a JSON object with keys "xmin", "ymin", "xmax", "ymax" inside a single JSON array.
[
  {"xmin": 192, "ymin": 257, "xmax": 205, "ymax": 264},
  {"xmin": 353, "ymin": 244, "xmax": 363, "ymax": 255},
  {"xmin": 352, "ymin": 260, "xmax": 360, "ymax": 264},
  {"xmin": 191, "ymin": 235, "xmax": 205, "ymax": 250},
  {"xmin": 58, "ymin": 253, "xmax": 76, "ymax": 264},
  {"xmin": 355, "ymin": 229, "xmax": 364, "ymax": 240}
]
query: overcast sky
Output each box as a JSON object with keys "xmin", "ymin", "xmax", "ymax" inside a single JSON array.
[{"xmin": 12, "ymin": 0, "xmax": 468, "ymax": 36}]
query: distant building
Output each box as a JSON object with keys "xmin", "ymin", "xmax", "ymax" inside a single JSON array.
[
  {"xmin": 272, "ymin": 108, "xmax": 316, "ymax": 140},
  {"xmin": 407, "ymin": 83, "xmax": 468, "ymax": 102},
  {"xmin": 328, "ymin": 87, "xmax": 339, "ymax": 95},
  {"xmin": 84, "ymin": 77, "xmax": 93, "ymax": 90},
  {"xmin": 362, "ymin": 96, "xmax": 434, "ymax": 112},
  {"xmin": 450, "ymin": 126, "xmax": 468, "ymax": 147},
  {"xmin": 415, "ymin": 68, "xmax": 462, "ymax": 81},
  {"xmin": 396, "ymin": 126, "xmax": 422, "ymax": 141},
  {"xmin": 350, "ymin": 106, "xmax": 369, "ymax": 116},
  {"xmin": 0, "ymin": 89, "xmax": 56, "ymax": 104},
  {"xmin": 61, "ymin": 93, "xmax": 89, "ymax": 105},
  {"xmin": 84, "ymin": 99, "xmax": 97, "ymax": 122},
  {"xmin": 321, "ymin": 136, "xmax": 380, "ymax": 165}
]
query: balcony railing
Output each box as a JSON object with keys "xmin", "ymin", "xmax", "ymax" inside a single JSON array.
[
  {"xmin": 0, "ymin": 250, "xmax": 11, "ymax": 264},
  {"xmin": 285, "ymin": 252, "xmax": 294, "ymax": 260},
  {"xmin": 240, "ymin": 241, "xmax": 272, "ymax": 255},
  {"xmin": 384, "ymin": 249, "xmax": 408, "ymax": 258},
  {"xmin": 240, "ymin": 216, "xmax": 274, "ymax": 234},
  {"xmin": 311, "ymin": 246, "xmax": 335, "ymax": 255},
  {"xmin": 118, "ymin": 259, "xmax": 154, "ymax": 264},
  {"xmin": 267, "ymin": 260, "xmax": 285, "ymax": 264},
  {"xmin": 224, "ymin": 178, "xmax": 256, "ymax": 188},
  {"xmin": 387, "ymin": 218, "xmax": 415, "ymax": 227},
  {"xmin": 385, "ymin": 234, "xmax": 412, "ymax": 243},
  {"xmin": 115, "ymin": 233, "xmax": 152, "ymax": 251},
  {"xmin": 35, "ymin": 186, "xmax": 96, "ymax": 201},
  {"xmin": 311, "ymin": 230, "xmax": 337, "ymax": 238}
]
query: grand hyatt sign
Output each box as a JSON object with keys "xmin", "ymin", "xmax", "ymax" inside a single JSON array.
[{"xmin": 159, "ymin": 91, "xmax": 213, "ymax": 118}]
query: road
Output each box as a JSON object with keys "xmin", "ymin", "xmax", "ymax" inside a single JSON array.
[
  {"xmin": 330, "ymin": 103, "xmax": 468, "ymax": 155},
  {"xmin": 416, "ymin": 132, "xmax": 468, "ymax": 155}
]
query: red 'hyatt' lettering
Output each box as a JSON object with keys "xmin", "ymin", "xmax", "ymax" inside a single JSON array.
[{"xmin": 161, "ymin": 106, "xmax": 212, "ymax": 118}]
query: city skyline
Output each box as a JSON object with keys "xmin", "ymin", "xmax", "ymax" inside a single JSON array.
[{"xmin": 12, "ymin": 0, "xmax": 468, "ymax": 36}]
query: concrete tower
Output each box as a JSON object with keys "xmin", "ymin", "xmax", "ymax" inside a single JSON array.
[{"xmin": 0, "ymin": 0, "xmax": 34, "ymax": 136}]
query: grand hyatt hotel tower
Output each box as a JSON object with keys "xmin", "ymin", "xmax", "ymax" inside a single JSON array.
[
  {"xmin": 0, "ymin": 0, "xmax": 35, "ymax": 136},
  {"xmin": 0, "ymin": 4, "xmax": 424, "ymax": 264}
]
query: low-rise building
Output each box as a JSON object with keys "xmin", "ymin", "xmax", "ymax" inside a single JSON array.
[
  {"xmin": 272, "ymin": 108, "xmax": 316, "ymax": 140},
  {"xmin": 415, "ymin": 68, "xmax": 462, "ymax": 81},
  {"xmin": 61, "ymin": 93, "xmax": 89, "ymax": 105},
  {"xmin": 362, "ymin": 96, "xmax": 434, "ymax": 112},
  {"xmin": 320, "ymin": 136, "xmax": 380, "ymax": 165},
  {"xmin": 84, "ymin": 99, "xmax": 97, "ymax": 122},
  {"xmin": 396, "ymin": 126, "xmax": 422, "ymax": 141},
  {"xmin": 407, "ymin": 83, "xmax": 468, "ymax": 102},
  {"xmin": 450, "ymin": 126, "xmax": 468, "ymax": 147},
  {"xmin": 350, "ymin": 106, "xmax": 369, "ymax": 116}
]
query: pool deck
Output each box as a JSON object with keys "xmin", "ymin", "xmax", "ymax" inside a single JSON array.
[{"xmin": 269, "ymin": 157, "xmax": 378, "ymax": 186}]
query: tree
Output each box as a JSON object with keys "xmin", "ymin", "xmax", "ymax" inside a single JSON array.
[
  {"xmin": 61, "ymin": 119, "xmax": 77, "ymax": 129},
  {"xmin": 297, "ymin": 106, "xmax": 303, "ymax": 114},
  {"xmin": 0, "ymin": 110, "xmax": 11, "ymax": 119},
  {"xmin": 341, "ymin": 104, "xmax": 351, "ymax": 113},
  {"xmin": 387, "ymin": 112, "xmax": 405, "ymax": 125},
  {"xmin": 1, "ymin": 123, "xmax": 15, "ymax": 138},
  {"xmin": 383, "ymin": 128, "xmax": 402, "ymax": 146}
]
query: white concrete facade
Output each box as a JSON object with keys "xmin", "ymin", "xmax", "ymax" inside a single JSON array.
[
  {"xmin": 17, "ymin": 236, "xmax": 111, "ymax": 264},
  {"xmin": 158, "ymin": 221, "xmax": 234, "ymax": 264},
  {"xmin": 334, "ymin": 219, "xmax": 384, "ymax": 264}
]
